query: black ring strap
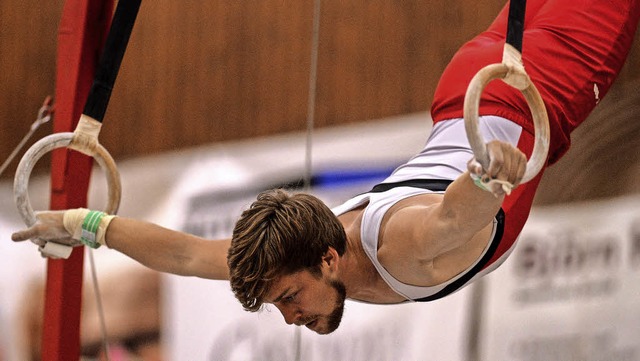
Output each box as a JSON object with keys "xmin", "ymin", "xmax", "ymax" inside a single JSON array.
[
  {"xmin": 506, "ymin": 0, "xmax": 527, "ymax": 53},
  {"xmin": 83, "ymin": 0, "xmax": 142, "ymax": 122}
]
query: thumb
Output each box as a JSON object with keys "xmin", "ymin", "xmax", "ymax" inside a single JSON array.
[{"xmin": 467, "ymin": 158, "xmax": 484, "ymax": 175}]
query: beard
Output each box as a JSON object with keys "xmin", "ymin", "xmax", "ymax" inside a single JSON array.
[{"xmin": 320, "ymin": 279, "xmax": 347, "ymax": 334}]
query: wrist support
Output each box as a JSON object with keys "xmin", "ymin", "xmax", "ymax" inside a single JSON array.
[{"xmin": 63, "ymin": 208, "xmax": 116, "ymax": 248}]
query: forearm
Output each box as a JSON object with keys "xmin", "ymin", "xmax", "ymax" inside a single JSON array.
[
  {"xmin": 438, "ymin": 134, "xmax": 528, "ymax": 238},
  {"xmin": 439, "ymin": 171, "xmax": 504, "ymax": 237},
  {"xmin": 105, "ymin": 217, "xmax": 230, "ymax": 280}
]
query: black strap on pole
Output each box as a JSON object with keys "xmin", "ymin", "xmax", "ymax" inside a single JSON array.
[
  {"xmin": 83, "ymin": 0, "xmax": 142, "ymax": 122},
  {"xmin": 505, "ymin": 0, "xmax": 526, "ymax": 53}
]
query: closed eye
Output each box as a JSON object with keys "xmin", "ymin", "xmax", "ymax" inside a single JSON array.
[{"xmin": 283, "ymin": 292, "xmax": 298, "ymax": 303}]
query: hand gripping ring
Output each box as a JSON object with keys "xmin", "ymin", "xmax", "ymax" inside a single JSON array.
[
  {"xmin": 13, "ymin": 132, "xmax": 121, "ymax": 254},
  {"xmin": 463, "ymin": 62, "xmax": 550, "ymax": 185}
]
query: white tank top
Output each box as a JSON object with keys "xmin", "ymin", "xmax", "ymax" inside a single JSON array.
[{"xmin": 331, "ymin": 116, "xmax": 521, "ymax": 301}]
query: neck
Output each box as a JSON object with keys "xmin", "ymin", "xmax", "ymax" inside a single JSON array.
[
  {"xmin": 335, "ymin": 210, "xmax": 408, "ymax": 304},
  {"xmin": 336, "ymin": 215, "xmax": 388, "ymax": 301}
]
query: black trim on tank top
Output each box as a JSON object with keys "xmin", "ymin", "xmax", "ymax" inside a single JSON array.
[
  {"xmin": 370, "ymin": 179, "xmax": 453, "ymax": 193},
  {"xmin": 368, "ymin": 178, "xmax": 505, "ymax": 302}
]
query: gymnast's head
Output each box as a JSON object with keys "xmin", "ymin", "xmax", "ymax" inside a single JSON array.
[{"xmin": 227, "ymin": 189, "xmax": 348, "ymax": 334}]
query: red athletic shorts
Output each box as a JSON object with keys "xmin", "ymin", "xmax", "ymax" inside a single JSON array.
[
  {"xmin": 430, "ymin": 0, "xmax": 640, "ymax": 267},
  {"xmin": 432, "ymin": 0, "xmax": 640, "ymax": 164}
]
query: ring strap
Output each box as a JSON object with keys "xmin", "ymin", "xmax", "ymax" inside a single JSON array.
[
  {"xmin": 506, "ymin": 0, "xmax": 526, "ymax": 53},
  {"xmin": 83, "ymin": 0, "xmax": 142, "ymax": 122}
]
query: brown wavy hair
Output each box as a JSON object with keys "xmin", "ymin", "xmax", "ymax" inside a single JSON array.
[{"xmin": 227, "ymin": 189, "xmax": 347, "ymax": 311}]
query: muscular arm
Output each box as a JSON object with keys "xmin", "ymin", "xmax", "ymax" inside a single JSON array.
[
  {"xmin": 12, "ymin": 212, "xmax": 231, "ymax": 280},
  {"xmin": 382, "ymin": 172, "xmax": 502, "ymax": 260},
  {"xmin": 382, "ymin": 140, "xmax": 526, "ymax": 262},
  {"xmin": 106, "ymin": 217, "xmax": 230, "ymax": 280},
  {"xmin": 430, "ymin": 170, "xmax": 504, "ymax": 250}
]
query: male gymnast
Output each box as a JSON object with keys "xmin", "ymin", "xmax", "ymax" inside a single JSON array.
[{"xmin": 12, "ymin": 0, "xmax": 640, "ymax": 335}]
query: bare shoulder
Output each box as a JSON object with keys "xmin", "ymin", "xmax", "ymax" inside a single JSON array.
[
  {"xmin": 379, "ymin": 192, "xmax": 446, "ymax": 251},
  {"xmin": 376, "ymin": 193, "xmax": 448, "ymax": 286},
  {"xmin": 376, "ymin": 192, "xmax": 495, "ymax": 287}
]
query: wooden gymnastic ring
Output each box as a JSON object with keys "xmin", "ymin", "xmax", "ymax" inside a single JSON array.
[
  {"xmin": 13, "ymin": 132, "xmax": 121, "ymax": 228},
  {"xmin": 463, "ymin": 62, "xmax": 550, "ymax": 184}
]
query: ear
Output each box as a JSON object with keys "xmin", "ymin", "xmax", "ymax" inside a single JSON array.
[{"xmin": 322, "ymin": 247, "xmax": 340, "ymax": 273}]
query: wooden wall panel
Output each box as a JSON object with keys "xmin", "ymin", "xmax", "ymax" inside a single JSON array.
[
  {"xmin": 0, "ymin": 1, "xmax": 61, "ymax": 177},
  {"xmin": 1, "ymin": 0, "xmax": 639, "ymax": 182},
  {"xmin": 316, "ymin": 0, "xmax": 503, "ymax": 125},
  {"xmin": 103, "ymin": 1, "xmax": 316, "ymax": 155}
]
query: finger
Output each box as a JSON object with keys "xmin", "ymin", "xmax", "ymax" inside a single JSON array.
[
  {"xmin": 514, "ymin": 151, "xmax": 527, "ymax": 186},
  {"xmin": 467, "ymin": 158, "xmax": 484, "ymax": 175},
  {"xmin": 500, "ymin": 144, "xmax": 514, "ymax": 181},
  {"xmin": 505, "ymin": 147, "xmax": 519, "ymax": 184},
  {"xmin": 487, "ymin": 143, "xmax": 504, "ymax": 181},
  {"xmin": 11, "ymin": 228, "xmax": 37, "ymax": 242},
  {"xmin": 491, "ymin": 162, "xmax": 503, "ymax": 179}
]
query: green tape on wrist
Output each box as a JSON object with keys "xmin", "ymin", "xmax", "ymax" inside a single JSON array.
[
  {"xmin": 81, "ymin": 210, "xmax": 105, "ymax": 249},
  {"xmin": 470, "ymin": 173, "xmax": 491, "ymax": 192},
  {"xmin": 470, "ymin": 172, "xmax": 514, "ymax": 196}
]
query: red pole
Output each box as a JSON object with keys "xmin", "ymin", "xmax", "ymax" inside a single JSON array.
[{"xmin": 43, "ymin": 0, "xmax": 113, "ymax": 359}]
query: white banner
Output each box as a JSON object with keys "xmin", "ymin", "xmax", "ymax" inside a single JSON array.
[{"xmin": 478, "ymin": 196, "xmax": 640, "ymax": 361}]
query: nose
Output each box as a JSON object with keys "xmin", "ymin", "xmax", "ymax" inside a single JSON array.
[{"xmin": 278, "ymin": 305, "xmax": 301, "ymax": 325}]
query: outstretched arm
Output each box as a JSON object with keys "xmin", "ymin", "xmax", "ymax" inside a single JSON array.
[
  {"xmin": 105, "ymin": 217, "xmax": 230, "ymax": 279},
  {"xmin": 11, "ymin": 211, "xmax": 230, "ymax": 280}
]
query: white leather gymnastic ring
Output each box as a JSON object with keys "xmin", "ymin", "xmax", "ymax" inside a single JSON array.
[
  {"xmin": 463, "ymin": 61, "xmax": 550, "ymax": 184},
  {"xmin": 13, "ymin": 132, "xmax": 121, "ymax": 256}
]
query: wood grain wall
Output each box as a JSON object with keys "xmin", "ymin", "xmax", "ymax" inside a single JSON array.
[
  {"xmin": 0, "ymin": 0, "xmax": 502, "ymax": 178},
  {"xmin": 1, "ymin": 0, "xmax": 639, "ymax": 185}
]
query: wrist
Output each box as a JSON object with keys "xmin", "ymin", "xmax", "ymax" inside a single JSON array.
[
  {"xmin": 468, "ymin": 171, "xmax": 513, "ymax": 197},
  {"xmin": 63, "ymin": 208, "xmax": 116, "ymax": 248}
]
